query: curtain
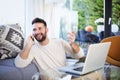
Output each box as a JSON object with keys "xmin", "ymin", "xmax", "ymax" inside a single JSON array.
[
  {"xmin": 25, "ymin": 0, "xmax": 45, "ymax": 37},
  {"xmin": 25, "ymin": 0, "xmax": 66, "ymax": 38}
]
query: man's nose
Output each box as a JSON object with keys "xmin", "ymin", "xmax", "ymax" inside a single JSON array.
[{"xmin": 35, "ymin": 29, "xmax": 41, "ymax": 34}]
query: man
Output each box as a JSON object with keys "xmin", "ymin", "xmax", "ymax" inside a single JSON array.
[{"xmin": 14, "ymin": 18, "xmax": 84, "ymax": 80}]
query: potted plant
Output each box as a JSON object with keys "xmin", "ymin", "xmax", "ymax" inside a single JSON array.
[{"xmin": 95, "ymin": 18, "xmax": 104, "ymax": 32}]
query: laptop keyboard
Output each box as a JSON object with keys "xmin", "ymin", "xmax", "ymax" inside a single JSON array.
[{"xmin": 74, "ymin": 67, "xmax": 83, "ymax": 71}]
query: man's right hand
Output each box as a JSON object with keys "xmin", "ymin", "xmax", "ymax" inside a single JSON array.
[{"xmin": 28, "ymin": 35, "xmax": 35, "ymax": 46}]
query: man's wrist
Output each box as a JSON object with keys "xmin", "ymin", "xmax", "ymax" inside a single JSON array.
[{"xmin": 70, "ymin": 42, "xmax": 80, "ymax": 53}]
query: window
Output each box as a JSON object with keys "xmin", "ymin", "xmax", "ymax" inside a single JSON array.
[{"xmin": 0, "ymin": 0, "xmax": 25, "ymax": 32}]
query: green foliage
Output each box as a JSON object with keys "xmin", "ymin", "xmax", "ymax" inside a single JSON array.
[
  {"xmin": 73, "ymin": 0, "xmax": 89, "ymax": 30},
  {"xmin": 112, "ymin": 0, "xmax": 120, "ymax": 30},
  {"xmin": 88, "ymin": 0, "xmax": 104, "ymax": 32},
  {"xmin": 73, "ymin": 0, "xmax": 103, "ymax": 32},
  {"xmin": 78, "ymin": 10, "xmax": 85, "ymax": 30},
  {"xmin": 72, "ymin": 0, "xmax": 120, "ymax": 32}
]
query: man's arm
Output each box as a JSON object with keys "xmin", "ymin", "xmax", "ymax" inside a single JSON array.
[
  {"xmin": 68, "ymin": 32, "xmax": 80, "ymax": 53},
  {"xmin": 20, "ymin": 35, "xmax": 34, "ymax": 59},
  {"xmin": 20, "ymin": 42, "xmax": 33, "ymax": 59},
  {"xmin": 68, "ymin": 31, "xmax": 85, "ymax": 59},
  {"xmin": 70, "ymin": 42, "xmax": 80, "ymax": 53},
  {"xmin": 70, "ymin": 42, "xmax": 84, "ymax": 59},
  {"xmin": 14, "ymin": 35, "xmax": 35, "ymax": 68}
]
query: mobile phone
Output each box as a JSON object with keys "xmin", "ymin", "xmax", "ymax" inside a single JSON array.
[
  {"xmin": 31, "ymin": 36, "xmax": 34, "ymax": 41},
  {"xmin": 32, "ymin": 37, "xmax": 34, "ymax": 41}
]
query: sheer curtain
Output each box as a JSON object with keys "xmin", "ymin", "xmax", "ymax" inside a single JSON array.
[
  {"xmin": 45, "ymin": 4, "xmax": 63, "ymax": 38},
  {"xmin": 25, "ymin": 0, "xmax": 45, "ymax": 37},
  {"xmin": 25, "ymin": 0, "xmax": 66, "ymax": 38}
]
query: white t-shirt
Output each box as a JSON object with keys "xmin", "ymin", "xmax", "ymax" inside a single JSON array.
[{"xmin": 15, "ymin": 39, "xmax": 84, "ymax": 80}]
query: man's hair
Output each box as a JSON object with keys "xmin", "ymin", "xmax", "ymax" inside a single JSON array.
[{"xmin": 32, "ymin": 18, "xmax": 47, "ymax": 27}]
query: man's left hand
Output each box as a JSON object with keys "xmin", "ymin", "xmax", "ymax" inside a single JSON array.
[{"xmin": 67, "ymin": 31, "xmax": 76, "ymax": 44}]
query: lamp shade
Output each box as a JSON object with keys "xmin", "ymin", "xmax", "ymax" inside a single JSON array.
[{"xmin": 85, "ymin": 26, "xmax": 94, "ymax": 32}]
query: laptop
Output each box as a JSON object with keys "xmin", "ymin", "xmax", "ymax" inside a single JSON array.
[{"xmin": 59, "ymin": 42, "xmax": 111, "ymax": 76}]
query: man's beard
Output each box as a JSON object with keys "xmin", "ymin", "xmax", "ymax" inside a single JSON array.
[{"xmin": 34, "ymin": 33, "xmax": 46, "ymax": 42}]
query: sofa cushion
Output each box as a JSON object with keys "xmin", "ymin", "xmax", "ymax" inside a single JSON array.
[
  {"xmin": 0, "ymin": 58, "xmax": 39, "ymax": 80},
  {"xmin": 0, "ymin": 24, "xmax": 25, "ymax": 59},
  {"xmin": 0, "ymin": 58, "xmax": 15, "ymax": 66},
  {"xmin": 0, "ymin": 65, "xmax": 22, "ymax": 80}
]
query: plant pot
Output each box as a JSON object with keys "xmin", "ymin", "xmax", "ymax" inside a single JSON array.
[{"xmin": 97, "ymin": 25, "xmax": 104, "ymax": 32}]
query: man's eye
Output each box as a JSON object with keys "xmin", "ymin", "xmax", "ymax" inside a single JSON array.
[
  {"xmin": 38, "ymin": 27, "xmax": 41, "ymax": 30},
  {"xmin": 33, "ymin": 28, "xmax": 36, "ymax": 31}
]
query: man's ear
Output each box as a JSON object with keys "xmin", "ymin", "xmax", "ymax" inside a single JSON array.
[{"xmin": 46, "ymin": 27, "xmax": 49, "ymax": 33}]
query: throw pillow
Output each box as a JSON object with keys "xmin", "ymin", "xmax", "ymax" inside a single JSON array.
[{"xmin": 0, "ymin": 24, "xmax": 25, "ymax": 59}]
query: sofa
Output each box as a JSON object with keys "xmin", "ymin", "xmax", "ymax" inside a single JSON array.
[
  {"xmin": 0, "ymin": 24, "xmax": 39, "ymax": 80},
  {"xmin": 0, "ymin": 59, "xmax": 38, "ymax": 80}
]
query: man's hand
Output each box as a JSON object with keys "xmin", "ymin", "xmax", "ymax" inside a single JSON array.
[
  {"xmin": 67, "ymin": 31, "xmax": 76, "ymax": 44},
  {"xmin": 67, "ymin": 32, "xmax": 80, "ymax": 53},
  {"xmin": 27, "ymin": 35, "xmax": 35, "ymax": 46}
]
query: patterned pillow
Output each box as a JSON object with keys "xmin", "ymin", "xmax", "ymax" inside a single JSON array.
[{"xmin": 0, "ymin": 24, "xmax": 25, "ymax": 59}]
